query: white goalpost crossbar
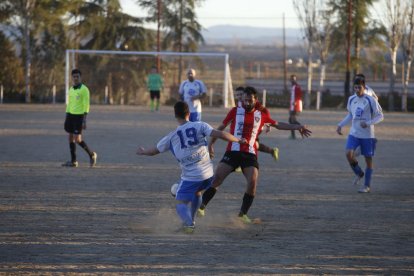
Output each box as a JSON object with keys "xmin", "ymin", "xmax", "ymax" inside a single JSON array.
[{"xmin": 65, "ymin": 49, "xmax": 232, "ymax": 107}]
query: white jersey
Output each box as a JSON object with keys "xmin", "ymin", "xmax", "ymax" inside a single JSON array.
[
  {"xmin": 156, "ymin": 121, "xmax": 214, "ymax": 181},
  {"xmin": 364, "ymin": 85, "xmax": 378, "ymax": 100},
  {"xmin": 178, "ymin": 80, "xmax": 207, "ymax": 113},
  {"xmin": 346, "ymin": 94, "xmax": 383, "ymax": 139}
]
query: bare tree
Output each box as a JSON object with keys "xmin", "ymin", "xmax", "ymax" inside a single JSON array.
[
  {"xmin": 293, "ymin": 0, "xmax": 317, "ymax": 109},
  {"xmin": 23, "ymin": 1, "xmax": 36, "ymax": 103},
  {"xmin": 401, "ymin": 0, "xmax": 414, "ymax": 112},
  {"xmin": 381, "ymin": 0, "xmax": 408, "ymax": 111},
  {"xmin": 314, "ymin": 2, "xmax": 333, "ymax": 93}
]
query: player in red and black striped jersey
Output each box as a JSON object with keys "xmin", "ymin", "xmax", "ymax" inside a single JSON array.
[
  {"xmin": 199, "ymin": 86, "xmax": 311, "ymax": 223},
  {"xmin": 234, "ymin": 87, "xmax": 279, "ymax": 162}
]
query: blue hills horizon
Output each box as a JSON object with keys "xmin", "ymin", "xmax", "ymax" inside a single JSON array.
[{"xmin": 202, "ymin": 24, "xmax": 303, "ymax": 45}]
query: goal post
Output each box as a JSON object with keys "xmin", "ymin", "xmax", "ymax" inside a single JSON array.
[{"xmin": 65, "ymin": 49, "xmax": 234, "ymax": 108}]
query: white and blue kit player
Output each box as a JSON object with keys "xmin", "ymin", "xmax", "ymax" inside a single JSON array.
[
  {"xmin": 343, "ymin": 79, "xmax": 379, "ymax": 157},
  {"xmin": 353, "ymin": 84, "xmax": 378, "ymax": 157},
  {"xmin": 178, "ymin": 68, "xmax": 207, "ymax": 122},
  {"xmin": 355, "ymin": 73, "xmax": 379, "ymax": 101},
  {"xmin": 136, "ymin": 101, "xmax": 245, "ymax": 233},
  {"xmin": 337, "ymin": 78, "xmax": 384, "ymax": 193}
]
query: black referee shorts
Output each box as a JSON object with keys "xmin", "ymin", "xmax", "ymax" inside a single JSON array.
[
  {"xmin": 64, "ymin": 113, "xmax": 84, "ymax": 135},
  {"xmin": 220, "ymin": 151, "xmax": 259, "ymax": 170},
  {"xmin": 150, "ymin": 90, "xmax": 160, "ymax": 100}
]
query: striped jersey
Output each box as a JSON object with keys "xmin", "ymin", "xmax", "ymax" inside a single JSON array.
[
  {"xmin": 66, "ymin": 84, "xmax": 90, "ymax": 115},
  {"xmin": 223, "ymin": 106, "xmax": 276, "ymax": 155},
  {"xmin": 156, "ymin": 121, "xmax": 214, "ymax": 181},
  {"xmin": 178, "ymin": 80, "xmax": 207, "ymax": 113}
]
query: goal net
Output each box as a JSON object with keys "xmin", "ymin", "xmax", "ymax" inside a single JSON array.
[{"xmin": 65, "ymin": 49, "xmax": 234, "ymax": 108}]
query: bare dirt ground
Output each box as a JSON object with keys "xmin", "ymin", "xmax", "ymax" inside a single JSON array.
[{"xmin": 0, "ymin": 104, "xmax": 413, "ymax": 275}]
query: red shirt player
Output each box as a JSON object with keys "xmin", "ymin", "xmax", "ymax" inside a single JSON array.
[
  {"xmin": 234, "ymin": 86, "xmax": 279, "ymax": 162},
  {"xmin": 289, "ymin": 74, "xmax": 303, "ymax": 139},
  {"xmin": 200, "ymin": 86, "xmax": 311, "ymax": 223}
]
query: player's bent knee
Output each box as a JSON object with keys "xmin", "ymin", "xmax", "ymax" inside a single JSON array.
[
  {"xmin": 211, "ymin": 179, "xmax": 224, "ymax": 188},
  {"xmin": 346, "ymin": 151, "xmax": 354, "ymax": 161}
]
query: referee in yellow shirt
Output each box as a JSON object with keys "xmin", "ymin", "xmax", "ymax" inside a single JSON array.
[{"xmin": 62, "ymin": 69, "xmax": 97, "ymax": 167}]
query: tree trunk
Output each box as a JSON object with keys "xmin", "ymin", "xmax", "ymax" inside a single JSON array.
[
  {"xmin": 108, "ymin": 72, "xmax": 113, "ymax": 105},
  {"xmin": 177, "ymin": 0, "xmax": 183, "ymax": 85},
  {"xmin": 319, "ymin": 62, "xmax": 326, "ymax": 88},
  {"xmin": 403, "ymin": 57, "xmax": 411, "ymax": 111},
  {"xmin": 24, "ymin": 10, "xmax": 31, "ymax": 103},
  {"xmin": 354, "ymin": 21, "xmax": 361, "ymax": 76},
  {"xmin": 388, "ymin": 49, "xmax": 397, "ymax": 111},
  {"xmin": 305, "ymin": 44, "xmax": 313, "ymax": 109}
]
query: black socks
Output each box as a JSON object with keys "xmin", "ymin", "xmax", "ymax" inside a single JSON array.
[
  {"xmin": 78, "ymin": 141, "xmax": 93, "ymax": 157},
  {"xmin": 201, "ymin": 187, "xmax": 217, "ymax": 210},
  {"xmin": 70, "ymin": 142, "xmax": 76, "ymax": 162},
  {"xmin": 239, "ymin": 193, "xmax": 255, "ymax": 216}
]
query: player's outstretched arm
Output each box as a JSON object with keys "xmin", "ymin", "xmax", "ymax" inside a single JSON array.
[
  {"xmin": 272, "ymin": 122, "xmax": 312, "ymax": 138},
  {"xmin": 210, "ymin": 129, "xmax": 246, "ymax": 144},
  {"xmin": 208, "ymin": 123, "xmax": 227, "ymax": 147},
  {"xmin": 337, "ymin": 112, "xmax": 352, "ymax": 134},
  {"xmin": 208, "ymin": 123, "xmax": 242, "ymax": 159},
  {"xmin": 136, "ymin": 146, "xmax": 160, "ymax": 156}
]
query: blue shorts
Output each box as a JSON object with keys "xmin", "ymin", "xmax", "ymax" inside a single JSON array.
[
  {"xmin": 346, "ymin": 135, "xmax": 377, "ymax": 157},
  {"xmin": 189, "ymin": 112, "xmax": 201, "ymax": 122},
  {"xmin": 176, "ymin": 177, "xmax": 213, "ymax": 202}
]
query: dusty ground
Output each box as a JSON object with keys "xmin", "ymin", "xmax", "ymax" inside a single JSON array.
[{"xmin": 0, "ymin": 104, "xmax": 413, "ymax": 275}]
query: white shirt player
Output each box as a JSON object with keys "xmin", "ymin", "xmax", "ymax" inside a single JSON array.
[
  {"xmin": 156, "ymin": 121, "xmax": 214, "ymax": 181},
  {"xmin": 178, "ymin": 80, "xmax": 207, "ymax": 113},
  {"xmin": 338, "ymin": 94, "xmax": 383, "ymax": 139},
  {"xmin": 339, "ymin": 85, "xmax": 380, "ymax": 134},
  {"xmin": 364, "ymin": 85, "xmax": 378, "ymax": 100}
]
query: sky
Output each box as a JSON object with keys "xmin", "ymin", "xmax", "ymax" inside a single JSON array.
[{"xmin": 119, "ymin": 0, "xmax": 300, "ymax": 29}]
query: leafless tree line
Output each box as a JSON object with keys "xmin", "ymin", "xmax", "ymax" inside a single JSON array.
[{"xmin": 293, "ymin": 0, "xmax": 414, "ymax": 111}]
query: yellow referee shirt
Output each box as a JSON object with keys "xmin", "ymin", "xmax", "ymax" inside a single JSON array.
[{"xmin": 66, "ymin": 84, "xmax": 90, "ymax": 115}]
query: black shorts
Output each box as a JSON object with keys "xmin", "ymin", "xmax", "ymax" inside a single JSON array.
[
  {"xmin": 289, "ymin": 111, "xmax": 300, "ymax": 124},
  {"xmin": 220, "ymin": 151, "xmax": 259, "ymax": 170},
  {"xmin": 150, "ymin": 90, "xmax": 160, "ymax": 100},
  {"xmin": 64, "ymin": 113, "xmax": 84, "ymax": 135}
]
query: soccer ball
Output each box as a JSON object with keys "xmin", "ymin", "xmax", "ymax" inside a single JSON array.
[{"xmin": 170, "ymin": 183, "xmax": 179, "ymax": 197}]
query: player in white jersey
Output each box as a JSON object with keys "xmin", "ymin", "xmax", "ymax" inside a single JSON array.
[
  {"xmin": 336, "ymin": 77, "xmax": 384, "ymax": 193},
  {"xmin": 178, "ymin": 68, "xmax": 207, "ymax": 122},
  {"xmin": 347, "ymin": 74, "xmax": 379, "ymax": 158},
  {"xmin": 356, "ymin": 73, "xmax": 378, "ymax": 100},
  {"xmin": 174, "ymin": 69, "xmax": 208, "ymax": 193},
  {"xmin": 364, "ymin": 85, "xmax": 378, "ymax": 100},
  {"xmin": 136, "ymin": 101, "xmax": 246, "ymax": 233}
]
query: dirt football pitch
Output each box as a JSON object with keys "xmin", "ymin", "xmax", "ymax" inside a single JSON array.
[{"xmin": 0, "ymin": 104, "xmax": 413, "ymax": 275}]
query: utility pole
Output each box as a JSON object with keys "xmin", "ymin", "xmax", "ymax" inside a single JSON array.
[
  {"xmin": 344, "ymin": 0, "xmax": 352, "ymax": 103},
  {"xmin": 283, "ymin": 13, "xmax": 288, "ymax": 93},
  {"xmin": 24, "ymin": 0, "xmax": 34, "ymax": 103},
  {"xmin": 157, "ymin": 0, "xmax": 161, "ymax": 71}
]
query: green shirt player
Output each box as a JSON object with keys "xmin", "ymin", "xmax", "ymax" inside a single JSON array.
[
  {"xmin": 62, "ymin": 69, "xmax": 97, "ymax": 167},
  {"xmin": 147, "ymin": 66, "xmax": 163, "ymax": 111}
]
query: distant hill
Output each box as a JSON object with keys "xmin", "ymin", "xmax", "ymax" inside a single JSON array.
[{"xmin": 201, "ymin": 25, "xmax": 303, "ymax": 46}]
